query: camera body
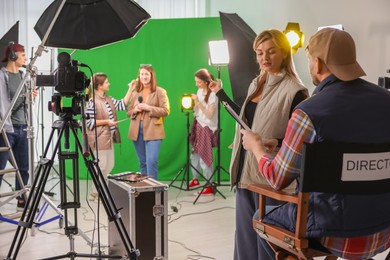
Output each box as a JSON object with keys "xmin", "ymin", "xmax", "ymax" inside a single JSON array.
[
  {"xmin": 36, "ymin": 52, "xmax": 90, "ymax": 116},
  {"xmin": 36, "ymin": 52, "xmax": 89, "ymax": 96}
]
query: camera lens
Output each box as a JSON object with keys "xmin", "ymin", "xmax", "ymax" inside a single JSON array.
[{"xmin": 57, "ymin": 52, "xmax": 71, "ymax": 66}]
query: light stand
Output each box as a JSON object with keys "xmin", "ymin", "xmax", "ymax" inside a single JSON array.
[
  {"xmin": 169, "ymin": 95, "xmax": 204, "ymax": 191},
  {"xmin": 168, "ymin": 108, "xmax": 198, "ymax": 191},
  {"xmin": 207, "ymin": 40, "xmax": 231, "ymax": 185},
  {"xmin": 192, "ymin": 65, "xmax": 230, "ymax": 204},
  {"xmin": 193, "ymin": 40, "xmax": 232, "ymax": 203},
  {"xmin": 4, "ymin": 0, "xmax": 138, "ymax": 258},
  {"xmin": 169, "ymin": 96, "xmax": 226, "ymax": 203},
  {"xmin": 0, "ymin": 0, "xmax": 69, "ymax": 222},
  {"xmin": 213, "ymin": 66, "xmax": 230, "ymax": 186}
]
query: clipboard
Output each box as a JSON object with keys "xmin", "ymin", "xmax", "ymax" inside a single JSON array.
[{"xmin": 222, "ymin": 101, "xmax": 251, "ymax": 131}]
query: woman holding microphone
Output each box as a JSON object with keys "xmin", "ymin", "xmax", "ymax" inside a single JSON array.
[{"xmin": 127, "ymin": 65, "xmax": 170, "ymax": 180}]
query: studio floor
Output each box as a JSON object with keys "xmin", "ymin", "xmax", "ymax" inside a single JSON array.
[
  {"xmin": 0, "ymin": 172, "xmax": 235, "ymax": 260},
  {"xmin": 0, "ymin": 173, "xmax": 389, "ymax": 260}
]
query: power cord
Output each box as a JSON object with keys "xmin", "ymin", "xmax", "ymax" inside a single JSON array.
[
  {"xmin": 168, "ymin": 206, "xmax": 234, "ymax": 224},
  {"xmin": 169, "ymin": 239, "xmax": 216, "ymax": 260}
]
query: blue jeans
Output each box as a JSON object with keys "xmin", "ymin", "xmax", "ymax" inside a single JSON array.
[
  {"xmin": 191, "ymin": 152, "xmax": 213, "ymax": 180},
  {"xmin": 133, "ymin": 122, "xmax": 162, "ymax": 180},
  {"xmin": 234, "ymin": 187, "xmax": 282, "ymax": 260},
  {"xmin": 0, "ymin": 125, "xmax": 29, "ymax": 200},
  {"xmin": 234, "ymin": 187, "xmax": 263, "ymax": 260},
  {"xmin": 254, "ymin": 208, "xmax": 279, "ymax": 260}
]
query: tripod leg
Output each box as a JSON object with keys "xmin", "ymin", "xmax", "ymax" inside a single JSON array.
[
  {"xmin": 193, "ymin": 164, "xmax": 226, "ymax": 205},
  {"xmin": 69, "ymin": 126, "xmax": 140, "ymax": 259},
  {"xmin": 168, "ymin": 165, "xmax": 186, "ymax": 188},
  {"xmin": 6, "ymin": 125, "xmax": 62, "ymax": 260},
  {"xmin": 84, "ymin": 158, "xmax": 139, "ymax": 259}
]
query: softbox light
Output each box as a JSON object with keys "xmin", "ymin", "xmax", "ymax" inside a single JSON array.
[
  {"xmin": 0, "ymin": 21, "xmax": 19, "ymax": 67},
  {"xmin": 219, "ymin": 12, "xmax": 258, "ymax": 107}
]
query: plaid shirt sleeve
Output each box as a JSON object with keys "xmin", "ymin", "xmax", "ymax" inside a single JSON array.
[
  {"xmin": 257, "ymin": 109, "xmax": 390, "ymax": 259},
  {"xmin": 258, "ymin": 109, "xmax": 316, "ymax": 190}
]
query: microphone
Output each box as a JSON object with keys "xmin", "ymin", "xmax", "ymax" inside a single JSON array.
[{"xmin": 138, "ymin": 96, "xmax": 143, "ymax": 103}]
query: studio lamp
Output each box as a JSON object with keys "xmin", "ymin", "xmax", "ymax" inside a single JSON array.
[
  {"xmin": 181, "ymin": 94, "xmax": 194, "ymax": 111},
  {"xmin": 208, "ymin": 40, "xmax": 230, "ymax": 79},
  {"xmin": 283, "ymin": 22, "xmax": 304, "ymax": 54},
  {"xmin": 318, "ymin": 24, "xmax": 344, "ymax": 31},
  {"xmin": 169, "ymin": 94, "xmax": 199, "ymax": 192}
]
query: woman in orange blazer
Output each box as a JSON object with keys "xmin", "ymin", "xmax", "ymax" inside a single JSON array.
[{"xmin": 127, "ymin": 65, "xmax": 170, "ymax": 179}]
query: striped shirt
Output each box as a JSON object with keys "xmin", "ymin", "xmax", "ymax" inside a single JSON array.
[
  {"xmin": 258, "ymin": 109, "xmax": 390, "ymax": 259},
  {"xmin": 86, "ymin": 97, "xmax": 126, "ymax": 132}
]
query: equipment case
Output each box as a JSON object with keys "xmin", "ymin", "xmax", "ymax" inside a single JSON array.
[{"xmin": 108, "ymin": 177, "xmax": 168, "ymax": 260}]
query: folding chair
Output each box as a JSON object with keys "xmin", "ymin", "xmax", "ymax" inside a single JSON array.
[{"xmin": 248, "ymin": 141, "xmax": 390, "ymax": 260}]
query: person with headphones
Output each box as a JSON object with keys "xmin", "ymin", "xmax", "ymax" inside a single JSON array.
[{"xmin": 0, "ymin": 42, "xmax": 38, "ymax": 211}]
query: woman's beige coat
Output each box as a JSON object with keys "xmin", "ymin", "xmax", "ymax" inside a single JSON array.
[{"xmin": 127, "ymin": 87, "xmax": 170, "ymax": 141}]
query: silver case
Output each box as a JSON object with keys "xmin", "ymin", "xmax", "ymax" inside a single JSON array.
[{"xmin": 108, "ymin": 178, "xmax": 168, "ymax": 260}]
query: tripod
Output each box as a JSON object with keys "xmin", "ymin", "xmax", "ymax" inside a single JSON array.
[
  {"xmin": 5, "ymin": 109, "xmax": 139, "ymax": 260},
  {"xmin": 169, "ymin": 111, "xmax": 201, "ymax": 191},
  {"xmin": 41, "ymin": 49, "xmax": 78, "ymax": 197},
  {"xmin": 169, "ymin": 111, "xmax": 225, "ymax": 203}
]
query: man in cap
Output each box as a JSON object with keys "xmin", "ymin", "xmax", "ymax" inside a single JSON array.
[
  {"xmin": 241, "ymin": 28, "xmax": 390, "ymax": 259},
  {"xmin": 0, "ymin": 42, "xmax": 37, "ymax": 211}
]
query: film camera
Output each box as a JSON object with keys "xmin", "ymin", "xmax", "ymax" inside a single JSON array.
[
  {"xmin": 36, "ymin": 52, "xmax": 90, "ymax": 116},
  {"xmin": 378, "ymin": 69, "xmax": 390, "ymax": 89}
]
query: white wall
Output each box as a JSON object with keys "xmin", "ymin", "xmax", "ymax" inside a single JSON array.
[
  {"xmin": 1, "ymin": 0, "xmax": 390, "ymax": 157},
  {"xmin": 207, "ymin": 0, "xmax": 390, "ymax": 92},
  {"xmin": 3, "ymin": 0, "xmax": 389, "ymax": 91}
]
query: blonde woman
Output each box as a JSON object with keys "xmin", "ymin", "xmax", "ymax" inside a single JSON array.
[{"xmin": 209, "ymin": 29, "xmax": 308, "ymax": 259}]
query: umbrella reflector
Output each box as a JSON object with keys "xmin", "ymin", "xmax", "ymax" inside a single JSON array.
[{"xmin": 34, "ymin": 0, "xmax": 151, "ymax": 50}]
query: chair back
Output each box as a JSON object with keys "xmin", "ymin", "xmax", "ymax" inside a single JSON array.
[
  {"xmin": 249, "ymin": 141, "xmax": 390, "ymax": 260},
  {"xmin": 300, "ymin": 142, "xmax": 390, "ymax": 194}
]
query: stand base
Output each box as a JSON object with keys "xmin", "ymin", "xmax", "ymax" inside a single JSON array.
[
  {"xmin": 40, "ymin": 252, "xmax": 122, "ymax": 260},
  {"xmin": 213, "ymin": 165, "xmax": 231, "ymax": 186},
  {"xmin": 169, "ymin": 162, "xmax": 198, "ymax": 191}
]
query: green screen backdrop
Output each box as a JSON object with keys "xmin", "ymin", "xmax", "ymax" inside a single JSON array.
[{"xmin": 62, "ymin": 17, "xmax": 235, "ymax": 181}]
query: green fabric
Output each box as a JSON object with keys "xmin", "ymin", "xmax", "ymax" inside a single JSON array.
[{"xmin": 61, "ymin": 18, "xmax": 235, "ymax": 181}]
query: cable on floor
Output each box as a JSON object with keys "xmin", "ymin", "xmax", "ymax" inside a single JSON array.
[
  {"xmin": 168, "ymin": 206, "xmax": 234, "ymax": 224},
  {"xmin": 169, "ymin": 239, "xmax": 216, "ymax": 260}
]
